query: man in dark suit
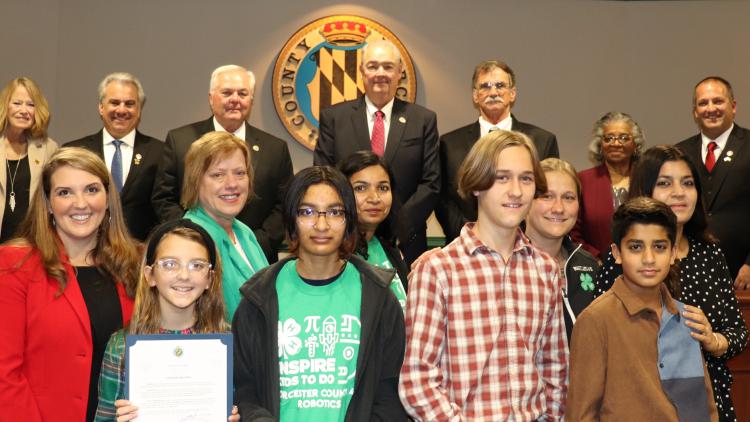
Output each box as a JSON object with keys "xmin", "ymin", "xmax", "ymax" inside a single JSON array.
[
  {"xmin": 67, "ymin": 72, "xmax": 163, "ymax": 241},
  {"xmin": 313, "ymin": 40, "xmax": 440, "ymax": 265},
  {"xmin": 676, "ymin": 76, "xmax": 750, "ymax": 290},
  {"xmin": 436, "ymin": 60, "xmax": 559, "ymax": 243},
  {"xmin": 151, "ymin": 65, "xmax": 293, "ymax": 263}
]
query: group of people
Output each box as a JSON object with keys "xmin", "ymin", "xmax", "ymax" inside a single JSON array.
[{"xmin": 0, "ymin": 37, "xmax": 748, "ymax": 421}]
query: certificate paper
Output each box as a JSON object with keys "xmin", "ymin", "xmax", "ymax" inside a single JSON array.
[{"xmin": 125, "ymin": 333, "xmax": 232, "ymax": 422}]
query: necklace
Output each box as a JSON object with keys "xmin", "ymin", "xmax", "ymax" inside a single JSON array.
[{"xmin": 6, "ymin": 158, "xmax": 21, "ymax": 212}]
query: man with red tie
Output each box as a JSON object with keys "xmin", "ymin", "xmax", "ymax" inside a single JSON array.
[
  {"xmin": 314, "ymin": 40, "xmax": 440, "ymax": 265},
  {"xmin": 676, "ymin": 76, "xmax": 750, "ymax": 289}
]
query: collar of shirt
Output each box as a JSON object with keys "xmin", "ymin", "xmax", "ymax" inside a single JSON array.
[
  {"xmin": 479, "ymin": 114, "xmax": 513, "ymax": 138},
  {"xmin": 102, "ymin": 128, "xmax": 136, "ymax": 148},
  {"xmin": 364, "ymin": 95, "xmax": 395, "ymax": 124},
  {"xmin": 700, "ymin": 123, "xmax": 734, "ymax": 162},
  {"xmin": 459, "ymin": 222, "xmax": 534, "ymax": 257},
  {"xmin": 213, "ymin": 116, "xmax": 246, "ymax": 141},
  {"xmin": 610, "ymin": 276, "xmax": 678, "ymax": 317}
]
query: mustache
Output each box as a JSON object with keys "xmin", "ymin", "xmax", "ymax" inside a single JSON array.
[{"xmin": 483, "ymin": 96, "xmax": 505, "ymax": 105}]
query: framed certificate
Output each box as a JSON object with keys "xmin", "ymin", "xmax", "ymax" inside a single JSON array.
[{"xmin": 125, "ymin": 333, "xmax": 233, "ymax": 421}]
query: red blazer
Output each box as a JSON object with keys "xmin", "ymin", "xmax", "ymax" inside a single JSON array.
[
  {"xmin": 570, "ymin": 164, "xmax": 615, "ymax": 259},
  {"xmin": 0, "ymin": 246, "xmax": 134, "ymax": 422}
]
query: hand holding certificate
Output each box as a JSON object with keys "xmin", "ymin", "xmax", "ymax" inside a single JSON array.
[{"xmin": 124, "ymin": 333, "xmax": 233, "ymax": 422}]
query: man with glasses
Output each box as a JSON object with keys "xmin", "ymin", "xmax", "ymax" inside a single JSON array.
[
  {"xmin": 436, "ymin": 60, "xmax": 559, "ymax": 243},
  {"xmin": 313, "ymin": 40, "xmax": 440, "ymax": 266}
]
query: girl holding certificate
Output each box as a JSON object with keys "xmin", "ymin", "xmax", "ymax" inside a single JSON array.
[
  {"xmin": 232, "ymin": 166, "xmax": 408, "ymax": 421},
  {"xmin": 96, "ymin": 219, "xmax": 240, "ymax": 421}
]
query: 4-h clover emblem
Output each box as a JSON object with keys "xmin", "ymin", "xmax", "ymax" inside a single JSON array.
[{"xmin": 580, "ymin": 274, "xmax": 594, "ymax": 292}]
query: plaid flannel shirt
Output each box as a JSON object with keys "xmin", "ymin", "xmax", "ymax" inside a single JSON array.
[{"xmin": 399, "ymin": 224, "xmax": 568, "ymax": 421}]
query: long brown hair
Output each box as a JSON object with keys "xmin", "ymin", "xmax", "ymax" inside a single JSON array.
[
  {"xmin": 128, "ymin": 226, "xmax": 227, "ymax": 334},
  {"xmin": 12, "ymin": 147, "xmax": 140, "ymax": 295}
]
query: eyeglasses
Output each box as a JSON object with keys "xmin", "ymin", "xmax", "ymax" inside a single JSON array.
[
  {"xmin": 153, "ymin": 258, "xmax": 212, "ymax": 275},
  {"xmin": 296, "ymin": 207, "xmax": 346, "ymax": 226},
  {"xmin": 602, "ymin": 134, "xmax": 634, "ymax": 144},
  {"xmin": 475, "ymin": 82, "xmax": 510, "ymax": 92}
]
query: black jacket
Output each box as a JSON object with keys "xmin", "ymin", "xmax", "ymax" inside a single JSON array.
[
  {"xmin": 232, "ymin": 255, "xmax": 408, "ymax": 421},
  {"xmin": 561, "ymin": 237, "xmax": 598, "ymax": 342},
  {"xmin": 377, "ymin": 235, "xmax": 410, "ymax": 294}
]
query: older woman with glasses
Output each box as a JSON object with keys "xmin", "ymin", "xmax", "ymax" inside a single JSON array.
[
  {"xmin": 181, "ymin": 131, "xmax": 268, "ymax": 321},
  {"xmin": 571, "ymin": 111, "xmax": 646, "ymax": 260}
]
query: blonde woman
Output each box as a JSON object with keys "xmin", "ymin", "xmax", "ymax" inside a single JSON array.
[{"xmin": 0, "ymin": 77, "xmax": 58, "ymax": 242}]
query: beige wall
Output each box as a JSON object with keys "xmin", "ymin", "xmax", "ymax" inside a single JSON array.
[{"xmin": 3, "ymin": 0, "xmax": 750, "ymax": 234}]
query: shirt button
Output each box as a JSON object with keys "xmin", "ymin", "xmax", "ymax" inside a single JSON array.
[{"xmin": 659, "ymin": 363, "xmax": 664, "ymax": 368}]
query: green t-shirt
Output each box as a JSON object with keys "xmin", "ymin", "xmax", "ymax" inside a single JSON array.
[
  {"xmin": 364, "ymin": 237, "xmax": 407, "ymax": 312},
  {"xmin": 276, "ymin": 260, "xmax": 362, "ymax": 422}
]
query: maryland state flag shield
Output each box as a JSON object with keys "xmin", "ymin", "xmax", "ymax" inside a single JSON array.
[{"xmin": 272, "ymin": 16, "xmax": 417, "ymax": 150}]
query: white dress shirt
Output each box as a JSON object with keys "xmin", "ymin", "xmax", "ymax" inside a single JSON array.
[
  {"xmin": 479, "ymin": 114, "xmax": 513, "ymax": 138},
  {"xmin": 364, "ymin": 96, "xmax": 395, "ymax": 150},
  {"xmin": 213, "ymin": 117, "xmax": 247, "ymax": 141},
  {"xmin": 701, "ymin": 124, "xmax": 734, "ymax": 164},
  {"xmin": 102, "ymin": 129, "xmax": 135, "ymax": 183}
]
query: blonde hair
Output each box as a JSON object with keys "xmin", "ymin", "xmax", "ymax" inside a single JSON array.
[
  {"xmin": 0, "ymin": 77, "xmax": 51, "ymax": 139},
  {"xmin": 12, "ymin": 147, "xmax": 140, "ymax": 294},
  {"xmin": 540, "ymin": 158, "xmax": 581, "ymax": 196},
  {"xmin": 181, "ymin": 131, "xmax": 253, "ymax": 210},
  {"xmin": 457, "ymin": 130, "xmax": 547, "ymax": 200},
  {"xmin": 128, "ymin": 227, "xmax": 227, "ymax": 334}
]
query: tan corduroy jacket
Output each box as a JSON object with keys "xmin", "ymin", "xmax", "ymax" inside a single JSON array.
[
  {"xmin": 0, "ymin": 136, "xmax": 58, "ymax": 234},
  {"xmin": 568, "ymin": 278, "xmax": 717, "ymax": 421}
]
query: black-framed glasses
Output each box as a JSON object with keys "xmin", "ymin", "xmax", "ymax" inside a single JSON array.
[
  {"xmin": 602, "ymin": 134, "xmax": 634, "ymax": 144},
  {"xmin": 153, "ymin": 258, "xmax": 212, "ymax": 275},
  {"xmin": 475, "ymin": 82, "xmax": 510, "ymax": 92},
  {"xmin": 296, "ymin": 207, "xmax": 346, "ymax": 226}
]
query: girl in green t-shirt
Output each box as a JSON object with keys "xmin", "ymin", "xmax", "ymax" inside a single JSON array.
[{"xmin": 339, "ymin": 151, "xmax": 408, "ymax": 311}]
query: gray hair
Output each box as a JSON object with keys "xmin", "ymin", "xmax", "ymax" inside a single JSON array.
[
  {"xmin": 360, "ymin": 39, "xmax": 402, "ymax": 66},
  {"xmin": 587, "ymin": 111, "xmax": 646, "ymax": 164},
  {"xmin": 98, "ymin": 72, "xmax": 146, "ymax": 106},
  {"xmin": 209, "ymin": 65, "xmax": 256, "ymax": 94}
]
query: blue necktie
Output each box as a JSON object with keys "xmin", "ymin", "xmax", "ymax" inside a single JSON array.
[{"xmin": 111, "ymin": 139, "xmax": 124, "ymax": 193}]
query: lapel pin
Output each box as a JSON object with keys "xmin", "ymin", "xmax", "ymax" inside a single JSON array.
[
  {"xmin": 134, "ymin": 153, "xmax": 142, "ymax": 165},
  {"xmin": 724, "ymin": 156, "xmax": 732, "ymax": 162},
  {"xmin": 399, "ymin": 116, "xmax": 406, "ymax": 124},
  {"xmin": 726, "ymin": 150, "xmax": 734, "ymax": 157},
  {"xmin": 252, "ymin": 145, "xmax": 260, "ymax": 152},
  {"xmin": 34, "ymin": 159, "xmax": 40, "ymax": 165}
]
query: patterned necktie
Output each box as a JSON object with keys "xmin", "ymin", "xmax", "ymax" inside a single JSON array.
[
  {"xmin": 705, "ymin": 141, "xmax": 718, "ymax": 173},
  {"xmin": 111, "ymin": 139, "xmax": 124, "ymax": 192},
  {"xmin": 371, "ymin": 110, "xmax": 385, "ymax": 157}
]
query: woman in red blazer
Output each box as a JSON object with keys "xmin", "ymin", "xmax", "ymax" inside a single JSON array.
[
  {"xmin": 0, "ymin": 147, "xmax": 140, "ymax": 422},
  {"xmin": 571, "ymin": 112, "xmax": 645, "ymax": 259}
]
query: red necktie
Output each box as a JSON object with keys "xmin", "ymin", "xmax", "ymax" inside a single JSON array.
[
  {"xmin": 371, "ymin": 110, "xmax": 385, "ymax": 157},
  {"xmin": 705, "ymin": 141, "xmax": 718, "ymax": 173}
]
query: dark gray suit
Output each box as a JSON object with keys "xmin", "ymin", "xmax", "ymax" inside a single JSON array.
[
  {"xmin": 436, "ymin": 117, "xmax": 559, "ymax": 243},
  {"xmin": 676, "ymin": 124, "xmax": 750, "ymax": 278},
  {"xmin": 66, "ymin": 130, "xmax": 164, "ymax": 241},
  {"xmin": 151, "ymin": 117, "xmax": 293, "ymax": 263},
  {"xmin": 313, "ymin": 97, "xmax": 440, "ymax": 264}
]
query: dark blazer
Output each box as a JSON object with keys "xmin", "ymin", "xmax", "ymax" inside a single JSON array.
[
  {"xmin": 570, "ymin": 164, "xmax": 614, "ymax": 260},
  {"xmin": 435, "ymin": 117, "xmax": 559, "ymax": 243},
  {"xmin": 66, "ymin": 130, "xmax": 163, "ymax": 241},
  {"xmin": 314, "ymin": 97, "xmax": 440, "ymax": 263},
  {"xmin": 676, "ymin": 124, "xmax": 750, "ymax": 277},
  {"xmin": 151, "ymin": 117, "xmax": 293, "ymax": 263}
]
